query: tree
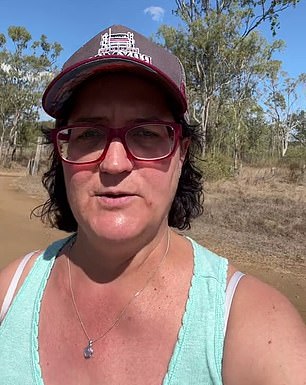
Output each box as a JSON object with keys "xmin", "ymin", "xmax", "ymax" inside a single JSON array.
[
  {"xmin": 0, "ymin": 26, "xmax": 62, "ymax": 165},
  {"xmin": 174, "ymin": 0, "xmax": 299, "ymax": 37},
  {"xmin": 158, "ymin": 0, "xmax": 299, "ymax": 164},
  {"xmin": 289, "ymin": 110, "xmax": 306, "ymax": 146},
  {"xmin": 263, "ymin": 72, "xmax": 306, "ymax": 157}
]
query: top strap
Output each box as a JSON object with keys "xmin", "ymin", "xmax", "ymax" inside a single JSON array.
[
  {"xmin": 224, "ymin": 271, "xmax": 245, "ymax": 335},
  {"xmin": 0, "ymin": 251, "xmax": 37, "ymax": 323}
]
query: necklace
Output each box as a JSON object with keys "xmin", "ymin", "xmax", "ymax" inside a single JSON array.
[{"xmin": 67, "ymin": 229, "xmax": 171, "ymax": 359}]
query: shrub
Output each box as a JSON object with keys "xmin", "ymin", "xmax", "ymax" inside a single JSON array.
[{"xmin": 199, "ymin": 154, "xmax": 233, "ymax": 181}]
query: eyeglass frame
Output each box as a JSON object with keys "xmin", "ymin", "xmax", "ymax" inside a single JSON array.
[{"xmin": 51, "ymin": 121, "xmax": 184, "ymax": 165}]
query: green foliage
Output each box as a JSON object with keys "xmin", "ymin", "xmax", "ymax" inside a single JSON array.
[
  {"xmin": 0, "ymin": 25, "xmax": 62, "ymax": 164},
  {"xmin": 282, "ymin": 145, "xmax": 306, "ymax": 163},
  {"xmin": 0, "ymin": 33, "xmax": 6, "ymax": 47},
  {"xmin": 174, "ymin": 0, "xmax": 300, "ymax": 37},
  {"xmin": 290, "ymin": 110, "xmax": 306, "ymax": 145},
  {"xmin": 199, "ymin": 154, "xmax": 233, "ymax": 181},
  {"xmin": 158, "ymin": 0, "xmax": 303, "ymax": 167},
  {"xmin": 276, "ymin": 144, "xmax": 306, "ymax": 183},
  {"xmin": 18, "ymin": 121, "xmax": 41, "ymax": 145}
]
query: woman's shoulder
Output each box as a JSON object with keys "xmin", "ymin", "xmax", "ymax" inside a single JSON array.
[
  {"xmin": 0, "ymin": 251, "xmax": 42, "ymax": 315},
  {"xmin": 223, "ymin": 273, "xmax": 306, "ymax": 384}
]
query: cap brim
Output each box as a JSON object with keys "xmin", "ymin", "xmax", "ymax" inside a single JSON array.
[{"xmin": 42, "ymin": 55, "xmax": 187, "ymax": 119}]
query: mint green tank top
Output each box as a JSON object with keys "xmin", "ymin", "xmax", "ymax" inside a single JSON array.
[{"xmin": 0, "ymin": 236, "xmax": 228, "ymax": 385}]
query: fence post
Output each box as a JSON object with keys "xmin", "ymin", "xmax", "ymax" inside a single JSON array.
[{"xmin": 30, "ymin": 136, "xmax": 42, "ymax": 175}]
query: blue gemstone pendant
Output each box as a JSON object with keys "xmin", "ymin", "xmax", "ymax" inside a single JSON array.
[{"xmin": 84, "ymin": 340, "xmax": 94, "ymax": 359}]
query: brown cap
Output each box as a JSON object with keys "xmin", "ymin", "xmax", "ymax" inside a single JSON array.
[{"xmin": 42, "ymin": 25, "xmax": 187, "ymax": 119}]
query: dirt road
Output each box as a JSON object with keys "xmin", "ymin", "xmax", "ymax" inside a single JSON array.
[{"xmin": 0, "ymin": 173, "xmax": 64, "ymax": 266}]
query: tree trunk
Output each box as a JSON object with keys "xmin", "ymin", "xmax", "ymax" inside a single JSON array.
[{"xmin": 201, "ymin": 97, "xmax": 211, "ymax": 157}]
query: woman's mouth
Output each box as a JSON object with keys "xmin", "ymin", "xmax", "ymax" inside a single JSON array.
[{"xmin": 95, "ymin": 192, "xmax": 136, "ymax": 207}]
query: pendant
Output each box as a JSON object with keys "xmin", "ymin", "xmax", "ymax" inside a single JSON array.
[{"xmin": 84, "ymin": 340, "xmax": 94, "ymax": 359}]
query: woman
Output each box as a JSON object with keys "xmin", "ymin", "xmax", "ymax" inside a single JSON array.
[{"xmin": 0, "ymin": 25, "xmax": 305, "ymax": 385}]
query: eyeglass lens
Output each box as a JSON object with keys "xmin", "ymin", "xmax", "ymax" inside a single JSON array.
[{"xmin": 57, "ymin": 124, "xmax": 176, "ymax": 163}]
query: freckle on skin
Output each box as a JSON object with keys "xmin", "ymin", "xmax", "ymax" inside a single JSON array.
[{"xmin": 268, "ymin": 340, "xmax": 272, "ymax": 344}]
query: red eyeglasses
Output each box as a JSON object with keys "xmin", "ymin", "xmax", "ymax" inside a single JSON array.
[{"xmin": 52, "ymin": 121, "xmax": 182, "ymax": 164}]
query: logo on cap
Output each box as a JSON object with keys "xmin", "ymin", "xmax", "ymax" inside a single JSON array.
[{"xmin": 96, "ymin": 28, "xmax": 152, "ymax": 64}]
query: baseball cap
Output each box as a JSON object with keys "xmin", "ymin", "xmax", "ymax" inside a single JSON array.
[{"xmin": 42, "ymin": 25, "xmax": 188, "ymax": 119}]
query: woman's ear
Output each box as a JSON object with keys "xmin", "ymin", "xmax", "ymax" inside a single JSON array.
[{"xmin": 180, "ymin": 138, "xmax": 190, "ymax": 163}]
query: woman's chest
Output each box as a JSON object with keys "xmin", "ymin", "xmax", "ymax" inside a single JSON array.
[
  {"xmin": 39, "ymin": 329, "xmax": 172, "ymax": 385},
  {"xmin": 38, "ymin": 275, "xmax": 191, "ymax": 385}
]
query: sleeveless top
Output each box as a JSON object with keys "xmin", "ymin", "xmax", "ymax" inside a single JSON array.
[{"xmin": 0, "ymin": 236, "xmax": 228, "ymax": 385}]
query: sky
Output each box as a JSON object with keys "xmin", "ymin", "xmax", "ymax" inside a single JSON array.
[{"xmin": 0, "ymin": 0, "xmax": 305, "ymax": 79}]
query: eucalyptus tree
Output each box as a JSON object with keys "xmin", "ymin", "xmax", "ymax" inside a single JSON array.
[
  {"xmin": 290, "ymin": 110, "xmax": 306, "ymax": 147},
  {"xmin": 174, "ymin": 0, "xmax": 299, "ymax": 37},
  {"xmin": 0, "ymin": 26, "xmax": 62, "ymax": 164},
  {"xmin": 158, "ymin": 0, "xmax": 299, "ymax": 160},
  {"xmin": 263, "ymin": 72, "xmax": 306, "ymax": 157},
  {"xmin": 212, "ymin": 34, "xmax": 283, "ymax": 168}
]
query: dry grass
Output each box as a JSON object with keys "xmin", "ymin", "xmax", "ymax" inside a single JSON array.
[{"xmin": 186, "ymin": 166, "xmax": 306, "ymax": 273}]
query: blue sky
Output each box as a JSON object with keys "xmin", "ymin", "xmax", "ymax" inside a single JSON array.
[{"xmin": 0, "ymin": 0, "xmax": 305, "ymax": 79}]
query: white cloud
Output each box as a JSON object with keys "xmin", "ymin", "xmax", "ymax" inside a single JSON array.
[{"xmin": 144, "ymin": 6, "xmax": 165, "ymax": 22}]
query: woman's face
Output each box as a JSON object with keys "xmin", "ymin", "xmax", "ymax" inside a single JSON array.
[{"xmin": 62, "ymin": 73, "xmax": 188, "ymax": 243}]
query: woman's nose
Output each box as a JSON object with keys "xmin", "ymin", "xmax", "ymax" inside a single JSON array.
[{"xmin": 98, "ymin": 140, "xmax": 134, "ymax": 174}]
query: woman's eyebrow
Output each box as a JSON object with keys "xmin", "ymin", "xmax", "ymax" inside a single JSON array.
[
  {"xmin": 68, "ymin": 117, "xmax": 108, "ymax": 124},
  {"xmin": 68, "ymin": 116, "xmax": 164, "ymax": 125},
  {"xmin": 132, "ymin": 116, "xmax": 162, "ymax": 123}
]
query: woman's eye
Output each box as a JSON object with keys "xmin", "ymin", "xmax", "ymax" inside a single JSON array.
[
  {"xmin": 132, "ymin": 126, "xmax": 162, "ymax": 138},
  {"xmin": 138, "ymin": 130, "xmax": 157, "ymax": 137},
  {"xmin": 73, "ymin": 128, "xmax": 104, "ymax": 141}
]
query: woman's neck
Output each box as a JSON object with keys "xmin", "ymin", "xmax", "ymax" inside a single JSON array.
[{"xmin": 67, "ymin": 224, "xmax": 170, "ymax": 284}]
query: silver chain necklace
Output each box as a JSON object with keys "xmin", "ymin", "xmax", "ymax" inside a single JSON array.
[{"xmin": 67, "ymin": 229, "xmax": 170, "ymax": 359}]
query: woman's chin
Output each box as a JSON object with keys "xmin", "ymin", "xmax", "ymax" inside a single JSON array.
[{"xmin": 87, "ymin": 214, "xmax": 145, "ymax": 242}]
